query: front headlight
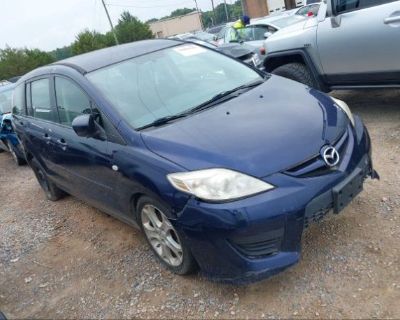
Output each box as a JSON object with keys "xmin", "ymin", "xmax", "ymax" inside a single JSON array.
[
  {"xmin": 167, "ymin": 168, "xmax": 274, "ymax": 201},
  {"xmin": 331, "ymin": 97, "xmax": 355, "ymax": 127}
]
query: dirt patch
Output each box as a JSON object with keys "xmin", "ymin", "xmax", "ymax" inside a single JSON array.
[{"xmin": 1, "ymin": 90, "xmax": 399, "ymax": 319}]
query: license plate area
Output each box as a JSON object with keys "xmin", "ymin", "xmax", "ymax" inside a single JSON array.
[{"xmin": 332, "ymin": 167, "xmax": 364, "ymax": 213}]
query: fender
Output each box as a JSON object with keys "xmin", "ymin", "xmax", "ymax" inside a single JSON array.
[{"xmin": 264, "ymin": 49, "xmax": 329, "ymax": 92}]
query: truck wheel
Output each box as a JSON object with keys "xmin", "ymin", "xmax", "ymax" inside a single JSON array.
[{"xmin": 272, "ymin": 63, "xmax": 320, "ymax": 90}]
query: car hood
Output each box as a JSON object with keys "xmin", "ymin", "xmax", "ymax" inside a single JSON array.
[{"xmin": 141, "ymin": 75, "xmax": 348, "ymax": 177}]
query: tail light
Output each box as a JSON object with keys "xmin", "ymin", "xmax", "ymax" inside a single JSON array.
[{"xmin": 259, "ymin": 47, "xmax": 266, "ymax": 55}]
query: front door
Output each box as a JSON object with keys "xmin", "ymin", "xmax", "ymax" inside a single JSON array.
[
  {"xmin": 49, "ymin": 75, "xmax": 118, "ymax": 212},
  {"xmin": 317, "ymin": 0, "xmax": 400, "ymax": 84}
]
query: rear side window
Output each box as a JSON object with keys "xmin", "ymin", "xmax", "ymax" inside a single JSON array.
[
  {"xmin": 31, "ymin": 78, "xmax": 52, "ymax": 121},
  {"xmin": 55, "ymin": 77, "xmax": 91, "ymax": 126},
  {"xmin": 11, "ymin": 84, "xmax": 26, "ymax": 116},
  {"xmin": 334, "ymin": 0, "xmax": 397, "ymax": 14}
]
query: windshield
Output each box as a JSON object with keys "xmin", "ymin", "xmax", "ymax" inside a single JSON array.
[
  {"xmin": 87, "ymin": 44, "xmax": 262, "ymax": 129},
  {"xmin": 0, "ymin": 88, "xmax": 13, "ymax": 114}
]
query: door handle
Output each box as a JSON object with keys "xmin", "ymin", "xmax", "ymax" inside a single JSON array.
[
  {"xmin": 384, "ymin": 16, "xmax": 400, "ymax": 24},
  {"xmin": 384, "ymin": 12, "xmax": 400, "ymax": 24}
]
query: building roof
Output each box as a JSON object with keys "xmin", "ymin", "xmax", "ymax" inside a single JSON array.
[{"xmin": 53, "ymin": 39, "xmax": 180, "ymax": 74}]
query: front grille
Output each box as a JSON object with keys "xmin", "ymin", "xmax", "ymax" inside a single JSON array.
[
  {"xmin": 284, "ymin": 128, "xmax": 350, "ymax": 178},
  {"xmin": 230, "ymin": 229, "xmax": 283, "ymax": 258}
]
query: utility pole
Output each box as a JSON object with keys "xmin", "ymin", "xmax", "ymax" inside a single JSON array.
[
  {"xmin": 101, "ymin": 0, "xmax": 119, "ymax": 45},
  {"xmin": 210, "ymin": 0, "xmax": 216, "ymax": 26},
  {"xmin": 223, "ymin": 0, "xmax": 230, "ymax": 22},
  {"xmin": 241, "ymin": 0, "xmax": 246, "ymax": 16},
  {"xmin": 193, "ymin": 0, "xmax": 204, "ymax": 30}
]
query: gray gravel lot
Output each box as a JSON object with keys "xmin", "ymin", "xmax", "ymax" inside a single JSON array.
[{"xmin": 0, "ymin": 89, "xmax": 399, "ymax": 319}]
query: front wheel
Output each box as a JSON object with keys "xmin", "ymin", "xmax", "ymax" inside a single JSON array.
[
  {"xmin": 137, "ymin": 196, "xmax": 198, "ymax": 275},
  {"xmin": 272, "ymin": 62, "xmax": 320, "ymax": 90}
]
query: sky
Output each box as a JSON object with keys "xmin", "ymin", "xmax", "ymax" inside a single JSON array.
[{"xmin": 0, "ymin": 0, "xmax": 235, "ymax": 51}]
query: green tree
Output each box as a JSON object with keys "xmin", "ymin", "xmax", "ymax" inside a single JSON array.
[
  {"xmin": 115, "ymin": 11, "xmax": 154, "ymax": 44},
  {"xmin": 168, "ymin": 8, "xmax": 196, "ymax": 18},
  {"xmin": 50, "ymin": 46, "xmax": 73, "ymax": 60},
  {"xmin": 202, "ymin": 1, "xmax": 243, "ymax": 28},
  {"xmin": 0, "ymin": 47, "xmax": 54, "ymax": 80},
  {"xmin": 71, "ymin": 29, "xmax": 110, "ymax": 55}
]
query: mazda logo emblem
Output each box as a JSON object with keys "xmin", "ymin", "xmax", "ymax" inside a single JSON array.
[{"xmin": 322, "ymin": 146, "xmax": 340, "ymax": 167}]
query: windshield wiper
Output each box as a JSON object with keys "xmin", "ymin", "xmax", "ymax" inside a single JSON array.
[
  {"xmin": 138, "ymin": 113, "xmax": 188, "ymax": 130},
  {"xmin": 185, "ymin": 79, "xmax": 265, "ymax": 115},
  {"xmin": 138, "ymin": 79, "xmax": 265, "ymax": 130}
]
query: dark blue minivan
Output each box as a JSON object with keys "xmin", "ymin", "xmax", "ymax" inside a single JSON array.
[{"xmin": 12, "ymin": 40, "xmax": 377, "ymax": 282}]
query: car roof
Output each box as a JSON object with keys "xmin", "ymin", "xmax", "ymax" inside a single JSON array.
[{"xmin": 53, "ymin": 39, "xmax": 181, "ymax": 74}]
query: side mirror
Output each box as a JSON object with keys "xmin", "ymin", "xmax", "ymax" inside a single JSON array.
[
  {"xmin": 264, "ymin": 32, "xmax": 272, "ymax": 39},
  {"xmin": 72, "ymin": 114, "xmax": 106, "ymax": 140},
  {"xmin": 213, "ymin": 35, "xmax": 218, "ymax": 41}
]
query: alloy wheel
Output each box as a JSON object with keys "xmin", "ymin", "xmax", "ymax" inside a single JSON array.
[{"xmin": 141, "ymin": 204, "xmax": 183, "ymax": 267}]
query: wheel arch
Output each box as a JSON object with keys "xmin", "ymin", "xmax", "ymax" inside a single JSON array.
[{"xmin": 264, "ymin": 49, "xmax": 329, "ymax": 92}]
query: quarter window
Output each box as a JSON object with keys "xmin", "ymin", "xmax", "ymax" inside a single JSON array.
[
  {"xmin": 55, "ymin": 77, "xmax": 91, "ymax": 126},
  {"xmin": 31, "ymin": 78, "xmax": 52, "ymax": 121}
]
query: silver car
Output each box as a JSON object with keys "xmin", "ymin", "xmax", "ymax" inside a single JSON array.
[{"xmin": 263, "ymin": 0, "xmax": 400, "ymax": 91}]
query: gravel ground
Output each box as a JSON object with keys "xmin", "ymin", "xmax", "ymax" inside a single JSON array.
[{"xmin": 0, "ymin": 89, "xmax": 399, "ymax": 319}]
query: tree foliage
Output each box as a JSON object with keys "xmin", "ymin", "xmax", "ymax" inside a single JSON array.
[
  {"xmin": 70, "ymin": 12, "xmax": 153, "ymax": 55},
  {"xmin": 71, "ymin": 29, "xmax": 112, "ymax": 55},
  {"xmin": 50, "ymin": 46, "xmax": 73, "ymax": 60},
  {"xmin": 202, "ymin": 1, "xmax": 243, "ymax": 28},
  {"xmin": 0, "ymin": 47, "xmax": 54, "ymax": 80},
  {"xmin": 0, "ymin": 3, "xmax": 244, "ymax": 80},
  {"xmin": 115, "ymin": 11, "xmax": 153, "ymax": 44}
]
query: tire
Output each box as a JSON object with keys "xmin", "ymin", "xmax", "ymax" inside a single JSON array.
[
  {"xmin": 272, "ymin": 62, "xmax": 320, "ymax": 90},
  {"xmin": 137, "ymin": 196, "xmax": 198, "ymax": 275},
  {"xmin": 7, "ymin": 140, "xmax": 26, "ymax": 166},
  {"xmin": 30, "ymin": 157, "xmax": 65, "ymax": 201}
]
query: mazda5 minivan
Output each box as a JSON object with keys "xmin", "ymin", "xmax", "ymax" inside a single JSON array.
[{"xmin": 12, "ymin": 40, "xmax": 377, "ymax": 282}]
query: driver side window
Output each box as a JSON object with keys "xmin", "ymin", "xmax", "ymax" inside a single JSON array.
[
  {"xmin": 55, "ymin": 76, "xmax": 91, "ymax": 126},
  {"xmin": 334, "ymin": 0, "xmax": 397, "ymax": 14}
]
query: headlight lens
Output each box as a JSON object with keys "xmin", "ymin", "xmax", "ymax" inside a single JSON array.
[
  {"xmin": 167, "ymin": 168, "xmax": 274, "ymax": 201},
  {"xmin": 331, "ymin": 97, "xmax": 355, "ymax": 127}
]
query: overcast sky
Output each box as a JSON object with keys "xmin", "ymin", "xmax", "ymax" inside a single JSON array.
[{"xmin": 0, "ymin": 0, "xmax": 234, "ymax": 51}]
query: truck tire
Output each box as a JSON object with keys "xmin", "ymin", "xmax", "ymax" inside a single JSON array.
[{"xmin": 272, "ymin": 63, "xmax": 320, "ymax": 90}]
